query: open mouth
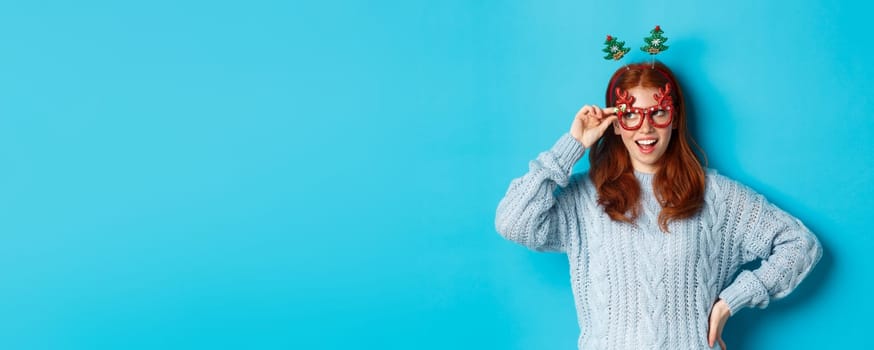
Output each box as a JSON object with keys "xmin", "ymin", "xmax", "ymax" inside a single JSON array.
[{"xmin": 635, "ymin": 139, "xmax": 657, "ymax": 154}]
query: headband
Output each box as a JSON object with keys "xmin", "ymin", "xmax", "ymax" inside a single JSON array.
[{"xmin": 601, "ymin": 26, "xmax": 676, "ymax": 106}]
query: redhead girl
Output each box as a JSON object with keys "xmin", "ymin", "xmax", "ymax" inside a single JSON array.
[{"xmin": 495, "ymin": 62, "xmax": 822, "ymax": 350}]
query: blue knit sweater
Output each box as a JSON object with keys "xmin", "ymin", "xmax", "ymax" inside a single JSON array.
[{"xmin": 494, "ymin": 132, "xmax": 823, "ymax": 349}]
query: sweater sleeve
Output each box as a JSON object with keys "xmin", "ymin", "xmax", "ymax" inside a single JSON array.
[
  {"xmin": 494, "ymin": 132, "xmax": 586, "ymax": 253},
  {"xmin": 716, "ymin": 180, "xmax": 823, "ymax": 315}
]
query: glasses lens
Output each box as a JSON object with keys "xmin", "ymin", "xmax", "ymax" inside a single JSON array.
[
  {"xmin": 621, "ymin": 112, "xmax": 642, "ymax": 129},
  {"xmin": 652, "ymin": 109, "xmax": 671, "ymax": 126}
]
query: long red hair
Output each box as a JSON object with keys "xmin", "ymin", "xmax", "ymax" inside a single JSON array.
[{"xmin": 588, "ymin": 61, "xmax": 707, "ymax": 232}]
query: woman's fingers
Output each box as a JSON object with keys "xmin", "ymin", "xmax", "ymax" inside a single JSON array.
[
  {"xmin": 718, "ymin": 337, "xmax": 727, "ymax": 350},
  {"xmin": 601, "ymin": 106, "xmax": 619, "ymax": 116},
  {"xmin": 577, "ymin": 105, "xmax": 619, "ymax": 118},
  {"xmin": 596, "ymin": 116, "xmax": 617, "ymax": 135},
  {"xmin": 577, "ymin": 105, "xmax": 594, "ymax": 117},
  {"xmin": 571, "ymin": 105, "xmax": 618, "ymax": 148},
  {"xmin": 707, "ymin": 307, "xmax": 719, "ymax": 347},
  {"xmin": 571, "ymin": 105, "xmax": 596, "ymax": 143},
  {"xmin": 588, "ymin": 106, "xmax": 615, "ymax": 126},
  {"xmin": 577, "ymin": 105, "xmax": 599, "ymax": 128}
]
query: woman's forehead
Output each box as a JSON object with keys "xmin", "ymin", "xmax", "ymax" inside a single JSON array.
[{"xmin": 626, "ymin": 86, "xmax": 661, "ymax": 106}]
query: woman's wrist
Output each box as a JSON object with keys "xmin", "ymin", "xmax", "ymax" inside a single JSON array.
[{"xmin": 715, "ymin": 298, "xmax": 732, "ymax": 317}]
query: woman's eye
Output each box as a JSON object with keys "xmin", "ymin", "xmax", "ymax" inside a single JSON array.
[
  {"xmin": 624, "ymin": 113, "xmax": 640, "ymax": 120},
  {"xmin": 653, "ymin": 110, "xmax": 665, "ymax": 117}
]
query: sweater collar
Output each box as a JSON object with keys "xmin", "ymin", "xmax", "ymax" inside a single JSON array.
[{"xmin": 633, "ymin": 169, "xmax": 655, "ymax": 183}]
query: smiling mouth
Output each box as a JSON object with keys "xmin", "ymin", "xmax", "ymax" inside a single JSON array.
[{"xmin": 635, "ymin": 139, "xmax": 657, "ymax": 153}]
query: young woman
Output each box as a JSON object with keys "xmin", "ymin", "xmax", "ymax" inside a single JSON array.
[{"xmin": 494, "ymin": 62, "xmax": 823, "ymax": 350}]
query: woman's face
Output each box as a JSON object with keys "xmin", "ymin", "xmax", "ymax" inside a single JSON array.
[{"xmin": 612, "ymin": 86, "xmax": 674, "ymax": 174}]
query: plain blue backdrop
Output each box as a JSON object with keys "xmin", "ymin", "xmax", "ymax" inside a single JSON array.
[{"xmin": 0, "ymin": 0, "xmax": 869, "ymax": 349}]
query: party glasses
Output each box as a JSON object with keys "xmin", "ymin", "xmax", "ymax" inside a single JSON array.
[{"xmin": 613, "ymin": 84, "xmax": 674, "ymax": 131}]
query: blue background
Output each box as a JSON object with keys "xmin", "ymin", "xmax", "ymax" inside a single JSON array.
[{"xmin": 0, "ymin": 0, "xmax": 868, "ymax": 349}]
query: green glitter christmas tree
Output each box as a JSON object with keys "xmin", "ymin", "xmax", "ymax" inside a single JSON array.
[
  {"xmin": 641, "ymin": 25, "xmax": 669, "ymax": 55},
  {"xmin": 602, "ymin": 35, "xmax": 630, "ymax": 61}
]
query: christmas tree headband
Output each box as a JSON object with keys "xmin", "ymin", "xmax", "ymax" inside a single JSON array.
[{"xmin": 602, "ymin": 25, "xmax": 669, "ymax": 62}]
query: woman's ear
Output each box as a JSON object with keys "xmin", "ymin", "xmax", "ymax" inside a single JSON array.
[{"xmin": 613, "ymin": 120, "xmax": 621, "ymax": 135}]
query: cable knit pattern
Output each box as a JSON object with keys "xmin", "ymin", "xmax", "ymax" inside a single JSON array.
[{"xmin": 494, "ymin": 132, "xmax": 823, "ymax": 350}]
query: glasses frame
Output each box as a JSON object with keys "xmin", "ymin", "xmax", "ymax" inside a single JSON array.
[{"xmin": 613, "ymin": 83, "xmax": 675, "ymax": 131}]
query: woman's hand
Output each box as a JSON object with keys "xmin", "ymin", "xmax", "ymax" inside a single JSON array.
[
  {"xmin": 707, "ymin": 299, "xmax": 731, "ymax": 349},
  {"xmin": 570, "ymin": 105, "xmax": 618, "ymax": 148}
]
